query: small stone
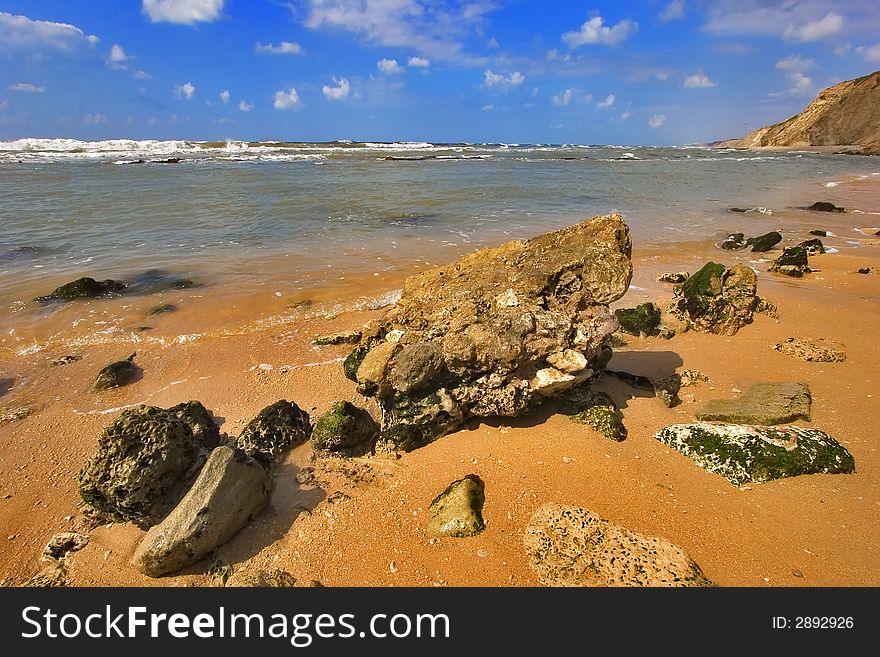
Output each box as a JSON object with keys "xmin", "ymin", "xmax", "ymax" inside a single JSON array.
[
  {"xmin": 657, "ymin": 272, "xmax": 689, "ymax": 284},
  {"xmin": 313, "ymin": 329, "xmax": 363, "ymax": 346},
  {"xmin": 237, "ymin": 400, "xmax": 311, "ymax": 465},
  {"xmin": 226, "ymin": 568, "xmax": 296, "ymax": 587},
  {"xmin": 792, "ymin": 569, "xmax": 804, "ymax": 578},
  {"xmin": 774, "ymin": 337, "xmax": 846, "ymax": 363},
  {"xmin": 562, "ymin": 456, "xmax": 572, "ymax": 464},
  {"xmin": 389, "ymin": 561, "xmax": 398, "ymax": 573},
  {"xmin": 477, "ymin": 549, "xmax": 489, "ymax": 558},
  {"xmin": 426, "ymin": 475, "xmax": 486, "ymax": 538},
  {"xmin": 51, "ymin": 355, "xmax": 82, "ymax": 366},
  {"xmin": 93, "ymin": 353, "xmax": 139, "ymax": 390},
  {"xmin": 806, "ymin": 202, "xmax": 844, "ymax": 213},
  {"xmin": 0, "ymin": 406, "xmax": 32, "ymax": 423},
  {"xmin": 696, "ymin": 382, "xmax": 812, "ymax": 425}
]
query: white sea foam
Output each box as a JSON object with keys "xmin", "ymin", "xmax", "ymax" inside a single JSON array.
[{"xmin": 825, "ymin": 181, "xmax": 840, "ymax": 187}]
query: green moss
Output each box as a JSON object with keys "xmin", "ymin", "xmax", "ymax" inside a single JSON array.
[
  {"xmin": 614, "ymin": 303, "xmax": 661, "ymax": 337},
  {"xmin": 681, "ymin": 262, "xmax": 726, "ymax": 314},
  {"xmin": 343, "ymin": 345, "xmax": 368, "ymax": 382},
  {"xmin": 565, "ymin": 392, "xmax": 626, "ymax": 441},
  {"xmin": 311, "ymin": 401, "xmax": 378, "ymax": 452}
]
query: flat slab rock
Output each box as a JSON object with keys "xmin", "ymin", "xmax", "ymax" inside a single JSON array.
[
  {"xmin": 696, "ymin": 382, "xmax": 811, "ymax": 425},
  {"xmin": 523, "ymin": 503, "xmax": 712, "ymax": 587},
  {"xmin": 774, "ymin": 337, "xmax": 846, "ymax": 363},
  {"xmin": 655, "ymin": 423, "xmax": 855, "ymax": 485}
]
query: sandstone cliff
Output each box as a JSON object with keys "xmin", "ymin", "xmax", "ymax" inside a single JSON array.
[{"xmin": 721, "ymin": 70, "xmax": 880, "ymax": 155}]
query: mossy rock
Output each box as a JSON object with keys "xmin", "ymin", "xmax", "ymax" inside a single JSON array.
[
  {"xmin": 426, "ymin": 475, "xmax": 485, "ymax": 538},
  {"xmin": 311, "ymin": 401, "xmax": 379, "ymax": 453},
  {"xmin": 37, "ymin": 277, "xmax": 127, "ymax": 302},
  {"xmin": 343, "ymin": 345, "xmax": 369, "ymax": 383},
  {"xmin": 680, "ymin": 262, "xmax": 726, "ymax": 315},
  {"xmin": 77, "ymin": 401, "xmax": 221, "ymax": 526},
  {"xmin": 614, "ymin": 303, "xmax": 661, "ymax": 337},
  {"xmin": 237, "ymin": 400, "xmax": 311, "ymax": 465},
  {"xmin": 798, "ymin": 238, "xmax": 825, "ymax": 255},
  {"xmin": 770, "ymin": 246, "xmax": 809, "ymax": 277},
  {"xmin": 564, "ymin": 391, "xmax": 626, "ymax": 441},
  {"xmin": 655, "ymin": 422, "xmax": 855, "ymax": 485},
  {"xmin": 746, "ymin": 231, "xmax": 782, "ymax": 253},
  {"xmin": 93, "ymin": 354, "xmax": 139, "ymax": 390}
]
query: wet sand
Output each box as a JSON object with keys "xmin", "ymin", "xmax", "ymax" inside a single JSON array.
[{"xmin": 1, "ymin": 177, "xmax": 878, "ymax": 587}]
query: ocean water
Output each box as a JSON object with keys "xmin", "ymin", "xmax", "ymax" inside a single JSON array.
[{"xmin": 1, "ymin": 138, "xmax": 877, "ymax": 354}]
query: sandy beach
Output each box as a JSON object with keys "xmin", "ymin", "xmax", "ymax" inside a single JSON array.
[{"xmin": 1, "ymin": 174, "xmax": 879, "ymax": 588}]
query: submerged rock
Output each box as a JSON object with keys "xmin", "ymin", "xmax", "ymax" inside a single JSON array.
[
  {"xmin": 720, "ymin": 233, "xmax": 747, "ymax": 250},
  {"xmin": 798, "ymin": 238, "xmax": 826, "ymax": 255},
  {"xmin": 51, "ymin": 354, "xmax": 81, "ymax": 366},
  {"xmin": 809, "ymin": 229, "xmax": 828, "ymax": 237},
  {"xmin": 132, "ymin": 446, "xmax": 273, "ymax": 577},
  {"xmin": 669, "ymin": 262, "xmax": 759, "ymax": 335},
  {"xmin": 773, "ymin": 337, "xmax": 846, "ymax": 362},
  {"xmin": 237, "ymin": 400, "xmax": 311, "ymax": 465},
  {"xmin": 807, "ymin": 202, "xmax": 844, "ymax": 213},
  {"xmin": 147, "ymin": 303, "xmax": 176, "ymax": 316},
  {"xmin": 770, "ymin": 246, "xmax": 810, "ymax": 277},
  {"xmin": 655, "ymin": 423, "xmax": 855, "ymax": 485},
  {"xmin": 746, "ymin": 231, "xmax": 782, "ymax": 252},
  {"xmin": 93, "ymin": 353, "xmax": 139, "ymax": 390},
  {"xmin": 562, "ymin": 390, "xmax": 626, "ymax": 441},
  {"xmin": 311, "ymin": 401, "xmax": 379, "ymax": 454},
  {"xmin": 350, "ymin": 214, "xmax": 633, "ymax": 449},
  {"xmin": 77, "ymin": 402, "xmax": 221, "ymax": 526},
  {"xmin": 614, "ymin": 302, "xmax": 661, "ymax": 337},
  {"xmin": 314, "ymin": 329, "xmax": 363, "ymax": 346},
  {"xmin": 426, "ymin": 475, "xmax": 486, "ymax": 538},
  {"xmin": 37, "ymin": 277, "xmax": 127, "ymax": 303},
  {"xmin": 696, "ymin": 382, "xmax": 812, "ymax": 425},
  {"xmin": 523, "ymin": 503, "xmax": 712, "ymax": 587},
  {"xmin": 226, "ymin": 568, "xmax": 297, "ymax": 587}
]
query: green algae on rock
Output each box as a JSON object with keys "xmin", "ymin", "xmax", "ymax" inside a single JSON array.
[
  {"xmin": 564, "ymin": 391, "xmax": 627, "ymax": 441},
  {"xmin": 77, "ymin": 402, "xmax": 221, "ymax": 526},
  {"xmin": 655, "ymin": 422, "xmax": 855, "ymax": 485},
  {"xmin": 523, "ymin": 503, "xmax": 713, "ymax": 587},
  {"xmin": 614, "ymin": 302, "xmax": 661, "ymax": 337},
  {"xmin": 237, "ymin": 400, "xmax": 311, "ymax": 465},
  {"xmin": 93, "ymin": 353, "xmax": 139, "ymax": 390},
  {"xmin": 426, "ymin": 475, "xmax": 486, "ymax": 538},
  {"xmin": 36, "ymin": 277, "xmax": 127, "ymax": 303},
  {"xmin": 311, "ymin": 401, "xmax": 379, "ymax": 454},
  {"xmin": 697, "ymin": 382, "xmax": 811, "ymax": 425},
  {"xmin": 770, "ymin": 246, "xmax": 810, "ymax": 277},
  {"xmin": 669, "ymin": 262, "xmax": 759, "ymax": 335},
  {"xmin": 314, "ymin": 329, "xmax": 363, "ymax": 346},
  {"xmin": 1, "ymin": 405, "xmax": 32, "ymax": 423}
]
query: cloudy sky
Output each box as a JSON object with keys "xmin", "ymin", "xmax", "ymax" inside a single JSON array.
[{"xmin": 1, "ymin": 0, "xmax": 879, "ymax": 144}]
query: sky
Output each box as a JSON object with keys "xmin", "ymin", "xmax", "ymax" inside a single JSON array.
[{"xmin": 1, "ymin": 0, "xmax": 879, "ymax": 145}]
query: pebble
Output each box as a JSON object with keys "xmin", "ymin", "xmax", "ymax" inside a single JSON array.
[
  {"xmin": 7, "ymin": 534, "xmax": 17, "ymax": 540},
  {"xmin": 389, "ymin": 561, "xmax": 398, "ymax": 573},
  {"xmin": 562, "ymin": 456, "xmax": 572, "ymax": 464},
  {"xmin": 792, "ymin": 569, "xmax": 804, "ymax": 578},
  {"xmin": 477, "ymin": 549, "xmax": 489, "ymax": 558}
]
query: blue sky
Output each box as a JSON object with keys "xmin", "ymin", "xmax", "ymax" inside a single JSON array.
[{"xmin": 1, "ymin": 0, "xmax": 879, "ymax": 145}]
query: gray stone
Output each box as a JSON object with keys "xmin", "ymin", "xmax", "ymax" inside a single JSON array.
[
  {"xmin": 94, "ymin": 353, "xmax": 140, "ymax": 390},
  {"xmin": 311, "ymin": 401, "xmax": 380, "ymax": 453},
  {"xmin": 697, "ymin": 382, "xmax": 811, "ymax": 425},
  {"xmin": 655, "ymin": 423, "xmax": 855, "ymax": 485},
  {"xmin": 237, "ymin": 400, "xmax": 311, "ymax": 465},
  {"xmin": 523, "ymin": 503, "xmax": 712, "ymax": 587},
  {"xmin": 77, "ymin": 402, "xmax": 221, "ymax": 526},
  {"xmin": 426, "ymin": 475, "xmax": 486, "ymax": 538},
  {"xmin": 132, "ymin": 446, "xmax": 273, "ymax": 577},
  {"xmin": 774, "ymin": 337, "xmax": 846, "ymax": 363}
]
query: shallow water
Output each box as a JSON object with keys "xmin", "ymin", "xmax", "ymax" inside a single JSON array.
[{"xmin": 1, "ymin": 139, "xmax": 878, "ymax": 355}]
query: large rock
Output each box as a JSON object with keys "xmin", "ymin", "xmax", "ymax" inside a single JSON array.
[
  {"xmin": 132, "ymin": 446, "xmax": 273, "ymax": 577},
  {"xmin": 523, "ymin": 503, "xmax": 712, "ymax": 587},
  {"xmin": 770, "ymin": 246, "xmax": 810, "ymax": 277},
  {"xmin": 614, "ymin": 303, "xmax": 661, "ymax": 337},
  {"xmin": 36, "ymin": 277, "xmax": 126, "ymax": 303},
  {"xmin": 349, "ymin": 214, "xmax": 633, "ymax": 449},
  {"xmin": 696, "ymin": 382, "xmax": 811, "ymax": 425},
  {"xmin": 668, "ymin": 262, "xmax": 759, "ymax": 335},
  {"xmin": 655, "ymin": 423, "xmax": 855, "ymax": 485},
  {"xmin": 77, "ymin": 402, "xmax": 221, "ymax": 526},
  {"xmin": 236, "ymin": 400, "xmax": 311, "ymax": 465},
  {"xmin": 311, "ymin": 401, "xmax": 379, "ymax": 454},
  {"xmin": 426, "ymin": 475, "xmax": 486, "ymax": 538}
]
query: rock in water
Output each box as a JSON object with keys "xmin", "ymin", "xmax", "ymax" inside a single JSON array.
[
  {"xmin": 697, "ymin": 382, "xmax": 812, "ymax": 425},
  {"xmin": 311, "ymin": 401, "xmax": 379, "ymax": 454},
  {"xmin": 523, "ymin": 503, "xmax": 712, "ymax": 587},
  {"xmin": 798, "ymin": 238, "xmax": 826, "ymax": 255},
  {"xmin": 314, "ymin": 329, "xmax": 362, "ymax": 346},
  {"xmin": 132, "ymin": 446, "xmax": 272, "ymax": 577},
  {"xmin": 36, "ymin": 277, "xmax": 127, "ymax": 302},
  {"xmin": 746, "ymin": 231, "xmax": 782, "ymax": 252},
  {"xmin": 655, "ymin": 423, "xmax": 855, "ymax": 485},
  {"xmin": 807, "ymin": 202, "xmax": 844, "ymax": 213},
  {"xmin": 94, "ymin": 353, "xmax": 139, "ymax": 390},
  {"xmin": 226, "ymin": 568, "xmax": 297, "ymax": 587},
  {"xmin": 426, "ymin": 475, "xmax": 486, "ymax": 537},
  {"xmin": 719, "ymin": 233, "xmax": 747, "ymax": 250},
  {"xmin": 236, "ymin": 400, "xmax": 311, "ymax": 465},
  {"xmin": 614, "ymin": 302, "xmax": 661, "ymax": 337},
  {"xmin": 349, "ymin": 214, "xmax": 633, "ymax": 450},
  {"xmin": 770, "ymin": 246, "xmax": 810, "ymax": 277},
  {"xmin": 77, "ymin": 402, "xmax": 221, "ymax": 525},
  {"xmin": 668, "ymin": 262, "xmax": 759, "ymax": 335}
]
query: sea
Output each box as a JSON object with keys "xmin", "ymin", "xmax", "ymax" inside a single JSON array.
[{"xmin": 1, "ymin": 138, "xmax": 878, "ymax": 356}]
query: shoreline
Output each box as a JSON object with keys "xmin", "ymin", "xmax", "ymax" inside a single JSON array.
[{"xmin": 1, "ymin": 176, "xmax": 879, "ymax": 587}]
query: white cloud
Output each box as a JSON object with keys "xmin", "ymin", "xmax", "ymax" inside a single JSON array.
[
  {"xmin": 775, "ymin": 55, "xmax": 816, "ymax": 74},
  {"xmin": 219, "ymin": 89, "xmax": 230, "ymax": 104},
  {"xmin": 83, "ymin": 112, "xmax": 108, "ymax": 125},
  {"xmin": 408, "ymin": 56, "xmax": 430, "ymax": 68},
  {"xmin": 481, "ymin": 104, "xmax": 494, "ymax": 111},
  {"xmin": 856, "ymin": 43, "xmax": 880, "ymax": 63},
  {"xmin": 378, "ymin": 58, "xmax": 404, "ymax": 75},
  {"xmin": 649, "ymin": 113, "xmax": 666, "ymax": 128},
  {"xmin": 553, "ymin": 88, "xmax": 575, "ymax": 107},
  {"xmin": 683, "ymin": 70, "xmax": 717, "ymax": 88},
  {"xmin": 660, "ymin": 0, "xmax": 686, "ymax": 22},
  {"xmin": 619, "ymin": 104, "xmax": 632, "ymax": 121},
  {"xmin": 133, "ymin": 70, "xmax": 152, "ymax": 79},
  {"xmin": 255, "ymin": 41, "xmax": 302, "ymax": 55},
  {"xmin": 483, "ymin": 69, "xmax": 525, "ymax": 91},
  {"xmin": 0, "ymin": 11, "xmax": 99, "ymax": 56},
  {"xmin": 239, "ymin": 100, "xmax": 254, "ymax": 112},
  {"xmin": 9, "ymin": 82, "xmax": 45, "ymax": 93},
  {"xmin": 562, "ymin": 15, "xmax": 638, "ymax": 48},
  {"xmin": 142, "ymin": 0, "xmax": 224, "ymax": 25},
  {"xmin": 174, "ymin": 81, "xmax": 196, "ymax": 100},
  {"xmin": 322, "ymin": 77, "xmax": 351, "ymax": 101},
  {"xmin": 596, "ymin": 94, "xmax": 615, "ymax": 109},
  {"xmin": 783, "ymin": 11, "xmax": 842, "ymax": 42},
  {"xmin": 771, "ymin": 55, "xmax": 817, "ymax": 97},
  {"xmin": 109, "ymin": 44, "xmax": 128, "ymax": 65},
  {"xmin": 274, "ymin": 87, "xmax": 301, "ymax": 110}
]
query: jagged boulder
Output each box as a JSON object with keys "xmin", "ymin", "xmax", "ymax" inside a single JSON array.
[
  {"xmin": 770, "ymin": 246, "xmax": 810, "ymax": 277},
  {"xmin": 655, "ymin": 423, "xmax": 855, "ymax": 485},
  {"xmin": 524, "ymin": 503, "xmax": 712, "ymax": 587},
  {"xmin": 347, "ymin": 214, "xmax": 633, "ymax": 450},
  {"xmin": 77, "ymin": 402, "xmax": 221, "ymax": 526},
  {"xmin": 236, "ymin": 400, "xmax": 311, "ymax": 465},
  {"xmin": 668, "ymin": 262, "xmax": 759, "ymax": 335}
]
